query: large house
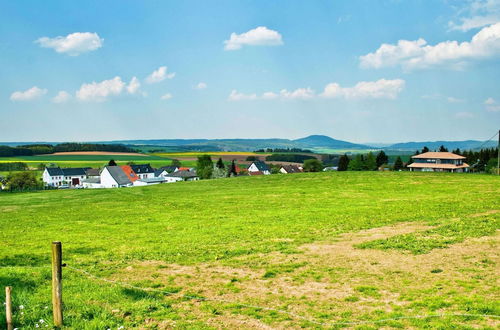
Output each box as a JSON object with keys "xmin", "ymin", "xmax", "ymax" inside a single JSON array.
[
  {"xmin": 43, "ymin": 167, "xmax": 88, "ymax": 187},
  {"xmin": 407, "ymin": 152, "xmax": 469, "ymax": 172},
  {"xmin": 100, "ymin": 166, "xmax": 133, "ymax": 188},
  {"xmin": 129, "ymin": 164, "xmax": 155, "ymax": 179},
  {"xmin": 247, "ymin": 161, "xmax": 271, "ymax": 175}
]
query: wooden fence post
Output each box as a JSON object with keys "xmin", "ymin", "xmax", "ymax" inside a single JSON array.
[
  {"xmin": 5, "ymin": 286, "xmax": 13, "ymax": 330},
  {"xmin": 51, "ymin": 241, "xmax": 63, "ymax": 327}
]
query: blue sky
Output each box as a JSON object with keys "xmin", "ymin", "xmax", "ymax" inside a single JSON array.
[{"xmin": 1, "ymin": 0, "xmax": 499, "ymax": 143}]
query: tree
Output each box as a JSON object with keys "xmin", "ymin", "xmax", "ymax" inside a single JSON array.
[
  {"xmin": 228, "ymin": 160, "xmax": 238, "ymax": 177},
  {"xmin": 438, "ymin": 145, "xmax": 448, "ymax": 152},
  {"xmin": 303, "ymin": 159, "xmax": 323, "ymax": 172},
  {"xmin": 246, "ymin": 156, "xmax": 257, "ymax": 161},
  {"xmin": 365, "ymin": 152, "xmax": 377, "ymax": 171},
  {"xmin": 171, "ymin": 159, "xmax": 182, "ymax": 167},
  {"xmin": 108, "ymin": 159, "xmax": 117, "ymax": 166},
  {"xmin": 211, "ymin": 166, "xmax": 226, "ymax": 179},
  {"xmin": 37, "ymin": 163, "xmax": 47, "ymax": 171},
  {"xmin": 348, "ymin": 154, "xmax": 364, "ymax": 171},
  {"xmin": 393, "ymin": 156, "xmax": 404, "ymax": 171},
  {"xmin": 375, "ymin": 151, "xmax": 389, "ymax": 168},
  {"xmin": 216, "ymin": 158, "xmax": 225, "ymax": 169},
  {"xmin": 421, "ymin": 146, "xmax": 429, "ymax": 153},
  {"xmin": 338, "ymin": 154, "xmax": 350, "ymax": 171},
  {"xmin": 196, "ymin": 155, "xmax": 213, "ymax": 179},
  {"xmin": 7, "ymin": 172, "xmax": 40, "ymax": 191}
]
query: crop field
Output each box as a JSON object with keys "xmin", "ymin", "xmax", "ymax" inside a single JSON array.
[{"xmin": 0, "ymin": 172, "xmax": 499, "ymax": 329}]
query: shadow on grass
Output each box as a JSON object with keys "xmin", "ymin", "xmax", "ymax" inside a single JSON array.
[{"xmin": 0, "ymin": 254, "xmax": 49, "ymax": 267}]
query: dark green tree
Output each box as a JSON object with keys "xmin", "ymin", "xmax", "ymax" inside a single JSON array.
[
  {"xmin": 246, "ymin": 156, "xmax": 257, "ymax": 161},
  {"xmin": 108, "ymin": 159, "xmax": 117, "ymax": 166},
  {"xmin": 338, "ymin": 154, "xmax": 350, "ymax": 171},
  {"xmin": 365, "ymin": 152, "xmax": 377, "ymax": 171},
  {"xmin": 438, "ymin": 145, "xmax": 448, "ymax": 152},
  {"xmin": 170, "ymin": 159, "xmax": 181, "ymax": 167},
  {"xmin": 228, "ymin": 160, "xmax": 238, "ymax": 177},
  {"xmin": 7, "ymin": 172, "xmax": 40, "ymax": 191},
  {"xmin": 348, "ymin": 154, "xmax": 364, "ymax": 171},
  {"xmin": 196, "ymin": 155, "xmax": 213, "ymax": 179},
  {"xmin": 303, "ymin": 159, "xmax": 323, "ymax": 172},
  {"xmin": 393, "ymin": 156, "xmax": 404, "ymax": 171},
  {"xmin": 421, "ymin": 146, "xmax": 429, "ymax": 153},
  {"xmin": 375, "ymin": 151, "xmax": 389, "ymax": 168},
  {"xmin": 216, "ymin": 158, "xmax": 225, "ymax": 169}
]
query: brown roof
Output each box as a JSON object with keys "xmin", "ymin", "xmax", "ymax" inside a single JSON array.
[
  {"xmin": 412, "ymin": 152, "xmax": 465, "ymax": 160},
  {"xmin": 120, "ymin": 165, "xmax": 139, "ymax": 182},
  {"xmin": 407, "ymin": 162, "xmax": 469, "ymax": 169}
]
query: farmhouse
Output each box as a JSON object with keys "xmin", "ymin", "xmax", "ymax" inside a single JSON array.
[
  {"xmin": 279, "ymin": 165, "xmax": 303, "ymax": 174},
  {"xmin": 247, "ymin": 161, "xmax": 271, "ymax": 175},
  {"xmin": 129, "ymin": 164, "xmax": 155, "ymax": 179},
  {"xmin": 43, "ymin": 167, "xmax": 88, "ymax": 187},
  {"xmin": 165, "ymin": 170, "xmax": 199, "ymax": 182},
  {"xmin": 100, "ymin": 166, "xmax": 133, "ymax": 188},
  {"xmin": 154, "ymin": 166, "xmax": 178, "ymax": 178},
  {"xmin": 407, "ymin": 152, "xmax": 469, "ymax": 172}
]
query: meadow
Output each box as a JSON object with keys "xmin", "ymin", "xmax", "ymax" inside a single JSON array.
[{"xmin": 0, "ymin": 172, "xmax": 498, "ymax": 329}]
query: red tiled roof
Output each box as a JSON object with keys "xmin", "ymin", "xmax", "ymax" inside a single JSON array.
[
  {"xmin": 120, "ymin": 165, "xmax": 139, "ymax": 182},
  {"xmin": 412, "ymin": 152, "xmax": 465, "ymax": 160},
  {"xmin": 178, "ymin": 167, "xmax": 191, "ymax": 171}
]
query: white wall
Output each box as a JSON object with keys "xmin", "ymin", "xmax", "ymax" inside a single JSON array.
[{"xmin": 100, "ymin": 168, "xmax": 119, "ymax": 188}]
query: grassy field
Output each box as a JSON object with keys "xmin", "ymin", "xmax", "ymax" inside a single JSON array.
[{"xmin": 0, "ymin": 172, "xmax": 498, "ymax": 329}]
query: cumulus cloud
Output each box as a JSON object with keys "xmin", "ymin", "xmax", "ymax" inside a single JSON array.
[
  {"xmin": 35, "ymin": 32, "xmax": 103, "ymax": 56},
  {"xmin": 228, "ymin": 90, "xmax": 257, "ymax": 101},
  {"xmin": 261, "ymin": 91, "xmax": 279, "ymax": 100},
  {"xmin": 146, "ymin": 66, "xmax": 175, "ymax": 84},
  {"xmin": 10, "ymin": 86, "xmax": 47, "ymax": 101},
  {"xmin": 76, "ymin": 76, "xmax": 125, "ymax": 102},
  {"xmin": 195, "ymin": 82, "xmax": 207, "ymax": 90},
  {"xmin": 160, "ymin": 93, "xmax": 173, "ymax": 100},
  {"xmin": 484, "ymin": 97, "xmax": 500, "ymax": 111},
  {"xmin": 449, "ymin": 0, "xmax": 500, "ymax": 31},
  {"xmin": 224, "ymin": 26, "xmax": 283, "ymax": 50},
  {"xmin": 359, "ymin": 23, "xmax": 500, "ymax": 70},
  {"xmin": 127, "ymin": 77, "xmax": 140, "ymax": 94},
  {"xmin": 321, "ymin": 79, "xmax": 405, "ymax": 99},
  {"xmin": 279, "ymin": 88, "xmax": 315, "ymax": 100},
  {"xmin": 52, "ymin": 91, "xmax": 71, "ymax": 103}
]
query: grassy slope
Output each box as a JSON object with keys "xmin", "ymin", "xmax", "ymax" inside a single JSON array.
[{"xmin": 0, "ymin": 172, "xmax": 498, "ymax": 328}]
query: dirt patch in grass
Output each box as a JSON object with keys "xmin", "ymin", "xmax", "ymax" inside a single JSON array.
[
  {"xmin": 106, "ymin": 222, "xmax": 499, "ymax": 328},
  {"xmin": 471, "ymin": 209, "xmax": 500, "ymax": 217}
]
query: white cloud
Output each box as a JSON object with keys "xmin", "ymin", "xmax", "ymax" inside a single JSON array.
[
  {"xmin": 279, "ymin": 88, "xmax": 315, "ymax": 100},
  {"xmin": 127, "ymin": 77, "xmax": 140, "ymax": 94},
  {"xmin": 359, "ymin": 22, "xmax": 500, "ymax": 70},
  {"xmin": 52, "ymin": 91, "xmax": 71, "ymax": 103},
  {"xmin": 261, "ymin": 91, "xmax": 279, "ymax": 100},
  {"xmin": 447, "ymin": 97, "xmax": 465, "ymax": 103},
  {"xmin": 35, "ymin": 32, "xmax": 103, "ymax": 56},
  {"xmin": 146, "ymin": 66, "xmax": 175, "ymax": 84},
  {"xmin": 160, "ymin": 93, "xmax": 173, "ymax": 100},
  {"xmin": 76, "ymin": 76, "xmax": 125, "ymax": 102},
  {"xmin": 224, "ymin": 26, "xmax": 283, "ymax": 50},
  {"xmin": 484, "ymin": 97, "xmax": 500, "ymax": 111},
  {"xmin": 449, "ymin": 0, "xmax": 500, "ymax": 31},
  {"xmin": 228, "ymin": 90, "xmax": 257, "ymax": 101},
  {"xmin": 10, "ymin": 86, "xmax": 47, "ymax": 101},
  {"xmin": 195, "ymin": 82, "xmax": 207, "ymax": 90},
  {"xmin": 321, "ymin": 79, "xmax": 405, "ymax": 99}
]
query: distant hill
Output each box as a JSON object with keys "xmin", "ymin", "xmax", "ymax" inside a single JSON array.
[
  {"xmin": 386, "ymin": 140, "xmax": 497, "ymax": 151},
  {"xmin": 294, "ymin": 135, "xmax": 372, "ymax": 149}
]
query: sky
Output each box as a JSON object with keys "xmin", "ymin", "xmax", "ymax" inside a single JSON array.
[{"xmin": 1, "ymin": 0, "xmax": 499, "ymax": 143}]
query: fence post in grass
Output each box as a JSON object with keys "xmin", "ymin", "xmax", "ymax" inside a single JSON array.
[
  {"xmin": 51, "ymin": 241, "xmax": 63, "ymax": 327},
  {"xmin": 5, "ymin": 286, "xmax": 13, "ymax": 330}
]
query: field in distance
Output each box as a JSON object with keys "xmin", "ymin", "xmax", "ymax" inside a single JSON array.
[{"xmin": 0, "ymin": 172, "xmax": 498, "ymax": 328}]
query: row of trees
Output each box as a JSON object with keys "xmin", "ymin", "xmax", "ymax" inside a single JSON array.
[
  {"xmin": 254, "ymin": 148, "xmax": 312, "ymax": 153},
  {"xmin": 0, "ymin": 143, "xmax": 136, "ymax": 157},
  {"xmin": 336, "ymin": 151, "xmax": 404, "ymax": 171}
]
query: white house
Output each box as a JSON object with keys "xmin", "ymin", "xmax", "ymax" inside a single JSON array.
[
  {"xmin": 407, "ymin": 152, "xmax": 469, "ymax": 172},
  {"xmin": 43, "ymin": 167, "xmax": 88, "ymax": 187},
  {"xmin": 247, "ymin": 161, "xmax": 271, "ymax": 175},
  {"xmin": 100, "ymin": 166, "xmax": 133, "ymax": 188},
  {"xmin": 279, "ymin": 165, "xmax": 303, "ymax": 174},
  {"xmin": 154, "ymin": 166, "xmax": 179, "ymax": 178},
  {"xmin": 165, "ymin": 170, "xmax": 199, "ymax": 181},
  {"xmin": 130, "ymin": 164, "xmax": 155, "ymax": 179}
]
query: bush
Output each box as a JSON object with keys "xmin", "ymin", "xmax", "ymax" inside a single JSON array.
[
  {"xmin": 303, "ymin": 159, "xmax": 323, "ymax": 172},
  {"xmin": 6, "ymin": 172, "xmax": 41, "ymax": 191}
]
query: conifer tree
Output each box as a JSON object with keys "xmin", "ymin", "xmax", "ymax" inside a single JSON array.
[{"xmin": 394, "ymin": 156, "xmax": 403, "ymax": 171}]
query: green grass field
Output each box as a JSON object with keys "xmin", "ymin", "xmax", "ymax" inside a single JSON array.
[{"xmin": 0, "ymin": 172, "xmax": 499, "ymax": 329}]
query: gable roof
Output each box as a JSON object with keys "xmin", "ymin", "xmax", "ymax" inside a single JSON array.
[
  {"xmin": 159, "ymin": 166, "xmax": 178, "ymax": 173},
  {"xmin": 281, "ymin": 165, "xmax": 302, "ymax": 173},
  {"xmin": 120, "ymin": 165, "xmax": 139, "ymax": 182},
  {"xmin": 412, "ymin": 152, "xmax": 465, "ymax": 160},
  {"xmin": 249, "ymin": 161, "xmax": 270, "ymax": 172},
  {"xmin": 130, "ymin": 164, "xmax": 155, "ymax": 174},
  {"xmin": 62, "ymin": 168, "xmax": 88, "ymax": 176},
  {"xmin": 104, "ymin": 166, "xmax": 132, "ymax": 185},
  {"xmin": 166, "ymin": 170, "xmax": 198, "ymax": 178},
  {"xmin": 46, "ymin": 167, "xmax": 64, "ymax": 176},
  {"xmin": 85, "ymin": 168, "xmax": 100, "ymax": 176}
]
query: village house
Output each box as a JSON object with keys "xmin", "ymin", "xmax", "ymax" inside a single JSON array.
[
  {"xmin": 129, "ymin": 164, "xmax": 155, "ymax": 179},
  {"xmin": 43, "ymin": 167, "xmax": 88, "ymax": 187},
  {"xmin": 165, "ymin": 170, "xmax": 199, "ymax": 182},
  {"xmin": 279, "ymin": 164, "xmax": 303, "ymax": 174},
  {"xmin": 407, "ymin": 152, "xmax": 469, "ymax": 172},
  {"xmin": 100, "ymin": 166, "xmax": 133, "ymax": 188},
  {"xmin": 154, "ymin": 166, "xmax": 179, "ymax": 178},
  {"xmin": 247, "ymin": 161, "xmax": 271, "ymax": 175}
]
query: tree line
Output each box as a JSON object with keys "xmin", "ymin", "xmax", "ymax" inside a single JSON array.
[{"xmin": 0, "ymin": 143, "xmax": 137, "ymax": 157}]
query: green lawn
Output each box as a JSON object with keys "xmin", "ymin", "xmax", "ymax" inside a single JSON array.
[{"xmin": 0, "ymin": 172, "xmax": 498, "ymax": 328}]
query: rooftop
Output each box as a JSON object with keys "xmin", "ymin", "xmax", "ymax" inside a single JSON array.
[
  {"xmin": 412, "ymin": 152, "xmax": 465, "ymax": 160},
  {"xmin": 407, "ymin": 162, "xmax": 469, "ymax": 169}
]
